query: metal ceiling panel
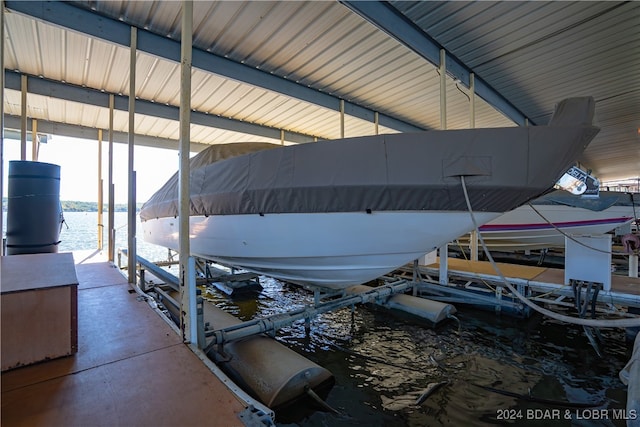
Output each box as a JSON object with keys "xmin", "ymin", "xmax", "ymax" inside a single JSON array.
[
  {"xmin": 3, "ymin": 1, "xmax": 638, "ymax": 182},
  {"xmin": 392, "ymin": 0, "xmax": 639, "ymax": 180},
  {"xmin": 6, "ymin": 0, "xmax": 421, "ymax": 135},
  {"xmin": 137, "ymin": 56, "xmax": 180, "ymax": 104},
  {"xmin": 83, "ymin": 0, "xmax": 448, "ymax": 132},
  {"xmin": 343, "ymin": 0, "xmax": 529, "ymax": 126}
]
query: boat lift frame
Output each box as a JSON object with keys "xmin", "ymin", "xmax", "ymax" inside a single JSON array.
[
  {"xmin": 121, "ymin": 241, "xmax": 640, "ymax": 336},
  {"xmin": 124, "ymin": 250, "xmax": 421, "ymax": 346},
  {"xmin": 393, "ymin": 257, "xmax": 640, "ymax": 320}
]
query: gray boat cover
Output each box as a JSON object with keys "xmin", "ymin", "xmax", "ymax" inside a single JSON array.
[
  {"xmin": 535, "ymin": 190, "xmax": 639, "ymax": 212},
  {"xmin": 140, "ymin": 97, "xmax": 599, "ymax": 221}
]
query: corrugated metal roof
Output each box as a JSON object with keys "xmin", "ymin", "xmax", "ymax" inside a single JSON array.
[
  {"xmin": 2, "ymin": 1, "xmax": 638, "ymax": 181},
  {"xmin": 394, "ymin": 1, "xmax": 639, "ymax": 181}
]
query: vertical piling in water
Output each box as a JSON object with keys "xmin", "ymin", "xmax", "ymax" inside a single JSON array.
[{"xmin": 6, "ymin": 161, "xmax": 62, "ymax": 255}]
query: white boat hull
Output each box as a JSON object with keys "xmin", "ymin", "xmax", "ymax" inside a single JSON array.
[
  {"xmin": 142, "ymin": 211, "xmax": 499, "ymax": 289},
  {"xmin": 472, "ymin": 204, "xmax": 635, "ymax": 251},
  {"xmin": 140, "ymin": 98, "xmax": 601, "ymax": 288}
]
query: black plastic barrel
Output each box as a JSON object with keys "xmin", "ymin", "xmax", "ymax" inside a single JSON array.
[{"xmin": 6, "ymin": 161, "xmax": 63, "ymax": 255}]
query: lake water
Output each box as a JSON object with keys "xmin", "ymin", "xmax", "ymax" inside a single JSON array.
[{"xmin": 3, "ymin": 212, "xmax": 635, "ymax": 426}]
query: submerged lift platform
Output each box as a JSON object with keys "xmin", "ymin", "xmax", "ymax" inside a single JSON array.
[{"xmin": 195, "ymin": 259, "xmax": 262, "ymax": 295}]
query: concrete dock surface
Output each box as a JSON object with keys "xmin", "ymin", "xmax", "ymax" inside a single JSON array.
[{"xmin": 1, "ymin": 250, "xmax": 249, "ymax": 427}]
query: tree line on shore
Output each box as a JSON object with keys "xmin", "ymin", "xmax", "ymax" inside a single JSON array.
[{"xmin": 2, "ymin": 198, "xmax": 141, "ymax": 212}]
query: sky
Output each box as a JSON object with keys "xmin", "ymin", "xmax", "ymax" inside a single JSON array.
[{"xmin": 2, "ymin": 135, "xmax": 182, "ymax": 204}]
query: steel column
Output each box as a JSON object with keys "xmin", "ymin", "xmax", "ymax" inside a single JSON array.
[
  {"xmin": 127, "ymin": 26, "xmax": 137, "ymax": 283},
  {"xmin": 469, "ymin": 73, "xmax": 476, "ymax": 128},
  {"xmin": 438, "ymin": 49, "xmax": 449, "ymax": 284},
  {"xmin": 439, "ymin": 49, "xmax": 446, "ymax": 131},
  {"xmin": 178, "ymin": 0, "xmax": 197, "ymax": 345},
  {"xmin": 108, "ymin": 94, "xmax": 115, "ymax": 262},
  {"xmin": 20, "ymin": 75, "xmax": 27, "ymax": 160},
  {"xmin": 31, "ymin": 119, "xmax": 38, "ymax": 161},
  {"xmin": 340, "ymin": 99, "xmax": 345, "ymax": 138},
  {"xmin": 469, "ymin": 73, "xmax": 479, "ymax": 262},
  {"xmin": 97, "ymin": 129, "xmax": 103, "ymax": 250},
  {"xmin": 374, "ymin": 111, "xmax": 379, "ymax": 135}
]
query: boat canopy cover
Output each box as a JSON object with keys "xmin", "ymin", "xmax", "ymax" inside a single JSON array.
[
  {"xmin": 186, "ymin": 142, "xmax": 280, "ymax": 170},
  {"xmin": 535, "ymin": 190, "xmax": 638, "ymax": 211},
  {"xmin": 140, "ymin": 97, "xmax": 599, "ymax": 221},
  {"xmin": 548, "ymin": 97, "xmax": 596, "ymax": 126}
]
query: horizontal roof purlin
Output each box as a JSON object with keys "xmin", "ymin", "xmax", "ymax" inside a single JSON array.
[
  {"xmin": 5, "ymin": 0, "xmax": 422, "ymax": 134},
  {"xmin": 4, "ymin": 71, "xmax": 315, "ymax": 144}
]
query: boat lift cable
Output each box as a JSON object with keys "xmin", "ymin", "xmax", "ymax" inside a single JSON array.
[{"xmin": 460, "ymin": 176, "xmax": 640, "ymax": 328}]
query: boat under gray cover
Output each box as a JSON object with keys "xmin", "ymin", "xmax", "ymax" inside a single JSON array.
[
  {"xmin": 140, "ymin": 97, "xmax": 599, "ymax": 222},
  {"xmin": 533, "ymin": 190, "xmax": 639, "ymax": 212}
]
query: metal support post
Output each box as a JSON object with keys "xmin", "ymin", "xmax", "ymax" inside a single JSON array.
[
  {"xmin": 374, "ymin": 111, "xmax": 379, "ymax": 135},
  {"xmin": 97, "ymin": 129, "xmax": 104, "ymax": 250},
  {"xmin": 139, "ymin": 268, "xmax": 145, "ymax": 291},
  {"xmin": 571, "ymin": 279, "xmax": 604, "ymax": 356},
  {"xmin": 108, "ymin": 95, "xmax": 115, "ymax": 262},
  {"xmin": 469, "ymin": 73, "xmax": 476, "ymax": 128},
  {"xmin": 439, "ymin": 244, "xmax": 448, "ymax": 286},
  {"xmin": 197, "ymin": 291, "xmax": 205, "ymax": 348},
  {"xmin": 20, "ymin": 75, "xmax": 27, "ymax": 160},
  {"xmin": 438, "ymin": 50, "xmax": 450, "ymax": 285},
  {"xmin": 31, "ymin": 119, "xmax": 38, "ymax": 161},
  {"xmin": 412, "ymin": 259, "xmax": 419, "ymax": 296},
  {"xmin": 127, "ymin": 26, "xmax": 137, "ymax": 284},
  {"xmin": 439, "ymin": 49, "xmax": 446, "ymax": 131},
  {"xmin": 469, "ymin": 73, "xmax": 479, "ymax": 261},
  {"xmin": 178, "ymin": 0, "xmax": 196, "ymax": 344},
  {"xmin": 314, "ymin": 289, "xmax": 321, "ymax": 307},
  {"xmin": 517, "ymin": 283, "xmax": 530, "ymax": 317},
  {"xmin": 470, "ymin": 230, "xmax": 479, "ymax": 261},
  {"xmin": 340, "ymin": 99, "xmax": 345, "ymax": 138}
]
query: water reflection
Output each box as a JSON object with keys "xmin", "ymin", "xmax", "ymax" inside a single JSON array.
[{"xmin": 201, "ymin": 274, "xmax": 630, "ymax": 426}]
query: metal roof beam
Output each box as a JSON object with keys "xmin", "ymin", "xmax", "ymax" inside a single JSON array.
[
  {"xmin": 5, "ymin": 0, "xmax": 423, "ymax": 133},
  {"xmin": 340, "ymin": 1, "xmax": 532, "ymax": 126},
  {"xmin": 3, "ymin": 114, "xmax": 209, "ymax": 152},
  {"xmin": 4, "ymin": 71, "xmax": 313, "ymax": 144}
]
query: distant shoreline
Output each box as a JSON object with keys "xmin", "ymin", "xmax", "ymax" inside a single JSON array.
[{"xmin": 2, "ymin": 198, "xmax": 141, "ymax": 212}]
